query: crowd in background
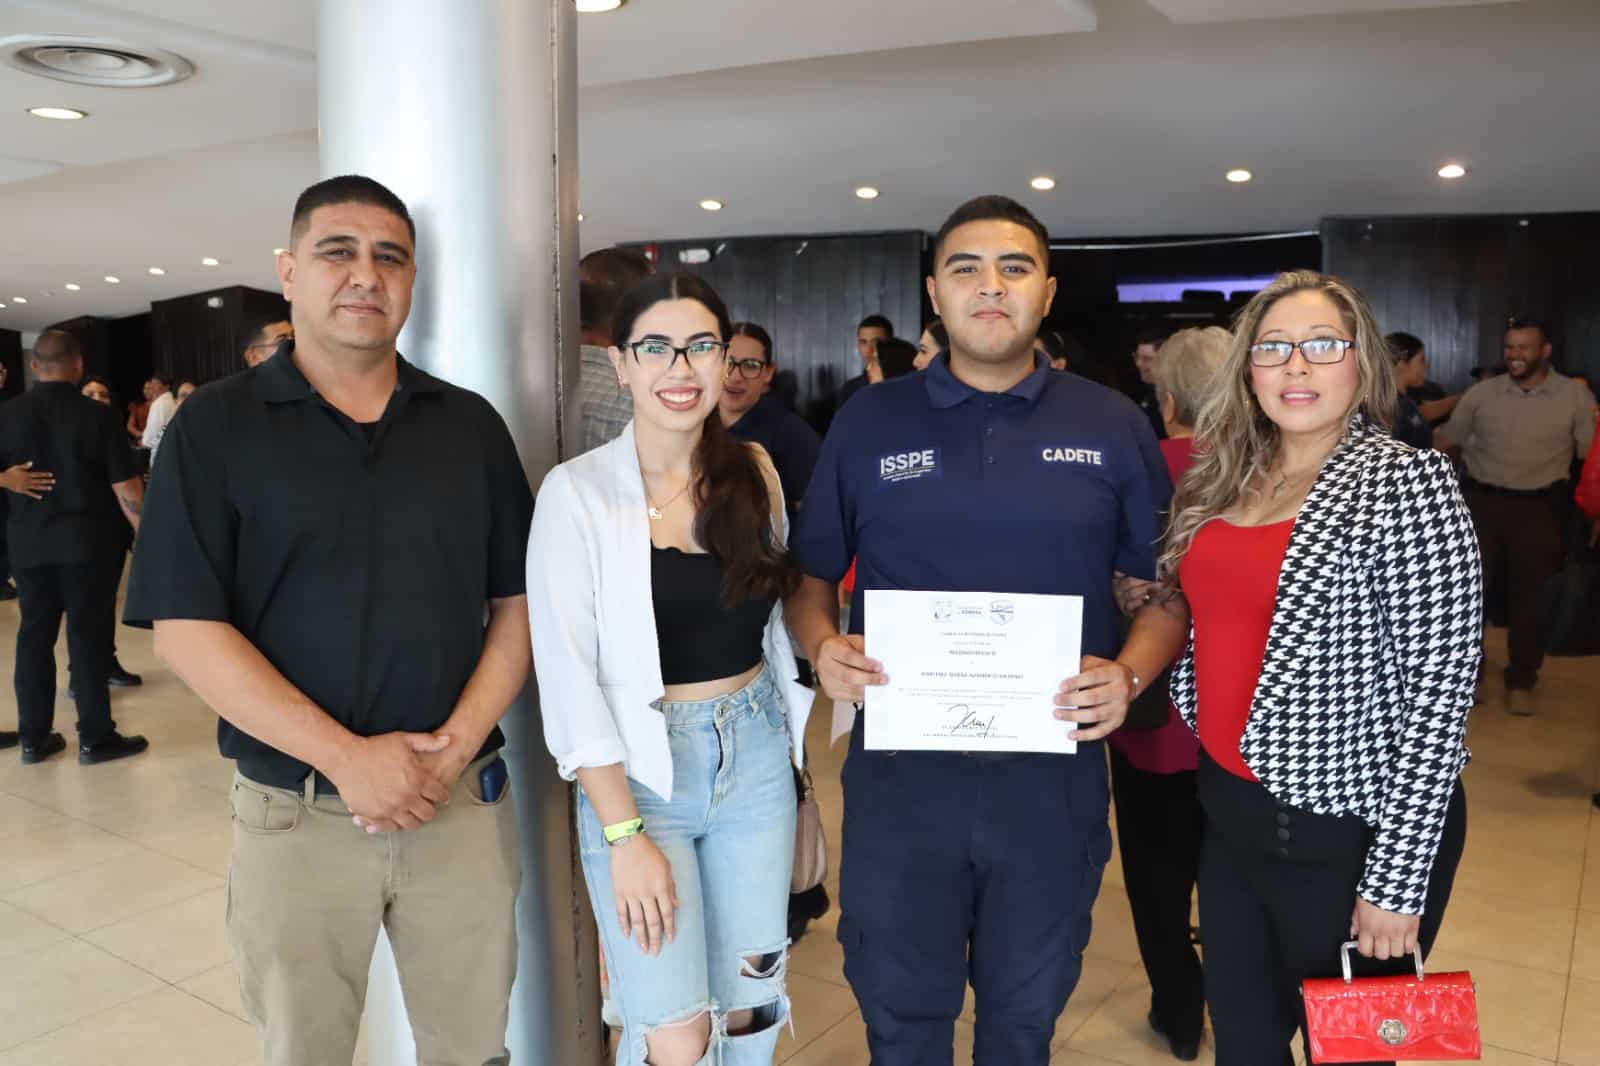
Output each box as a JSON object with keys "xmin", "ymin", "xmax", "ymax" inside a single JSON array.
[{"xmin": 0, "ymin": 174, "xmax": 1594, "ymax": 1066}]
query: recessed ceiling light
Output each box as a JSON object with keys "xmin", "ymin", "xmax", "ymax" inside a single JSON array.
[
  {"xmin": 64, "ymin": 282, "xmax": 81, "ymax": 291},
  {"xmin": 575, "ymin": 0, "xmax": 625, "ymax": 11},
  {"xmin": 1030, "ymin": 176, "xmax": 1056, "ymax": 191},
  {"xmin": 104, "ymin": 275, "xmax": 120, "ymax": 284},
  {"xmin": 855, "ymin": 186, "xmax": 880, "ymax": 200},
  {"xmin": 147, "ymin": 266, "xmax": 165, "ymax": 276},
  {"xmin": 1437, "ymin": 162, "xmax": 1467, "ymax": 180},
  {"xmin": 12, "ymin": 296, "xmax": 27, "ymax": 304},
  {"xmin": 0, "ymin": 303, "xmax": 6, "ymax": 310},
  {"xmin": 26, "ymin": 106, "xmax": 86, "ymax": 120},
  {"xmin": 201, "ymin": 256, "xmax": 220, "ymax": 266},
  {"xmin": 272, "ymin": 248, "xmax": 286, "ymax": 256},
  {"xmin": 1226, "ymin": 169, "xmax": 1253, "ymax": 184},
  {"xmin": 576, "ymin": 213, "xmax": 585, "ymax": 222},
  {"xmin": 699, "ymin": 199, "xmax": 724, "ymax": 212}
]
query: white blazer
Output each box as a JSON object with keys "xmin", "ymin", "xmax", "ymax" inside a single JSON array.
[{"xmin": 526, "ymin": 422, "xmax": 812, "ymax": 801}]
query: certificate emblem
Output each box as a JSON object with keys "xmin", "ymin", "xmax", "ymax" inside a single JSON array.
[
  {"xmin": 932, "ymin": 599, "xmax": 955, "ymax": 622},
  {"xmin": 989, "ymin": 599, "xmax": 1015, "ymax": 625}
]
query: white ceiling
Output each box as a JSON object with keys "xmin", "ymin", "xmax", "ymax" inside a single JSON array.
[{"xmin": 1, "ymin": 0, "xmax": 1596, "ymax": 332}]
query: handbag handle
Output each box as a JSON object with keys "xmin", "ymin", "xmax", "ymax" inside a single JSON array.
[{"xmin": 1340, "ymin": 940, "xmax": 1424, "ymax": 984}]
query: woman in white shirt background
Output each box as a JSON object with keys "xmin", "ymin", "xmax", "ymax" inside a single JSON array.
[{"xmin": 528, "ymin": 272, "xmax": 812, "ymax": 1066}]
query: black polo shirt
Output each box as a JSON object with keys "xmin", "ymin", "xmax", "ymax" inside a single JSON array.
[
  {"xmin": 124, "ymin": 350, "xmax": 534, "ymax": 789},
  {"xmin": 727, "ymin": 393, "xmax": 821, "ymax": 515},
  {"xmin": 0, "ymin": 382, "xmax": 140, "ymax": 569}
]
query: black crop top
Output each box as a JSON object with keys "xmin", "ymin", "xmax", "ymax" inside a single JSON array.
[{"xmin": 651, "ymin": 545, "xmax": 774, "ymax": 685}]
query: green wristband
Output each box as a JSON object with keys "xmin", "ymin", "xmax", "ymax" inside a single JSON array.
[{"xmin": 602, "ymin": 817, "xmax": 645, "ymax": 846}]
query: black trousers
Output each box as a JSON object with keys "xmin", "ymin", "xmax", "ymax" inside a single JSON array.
[
  {"xmin": 1109, "ymin": 749, "xmax": 1204, "ymax": 1043},
  {"xmin": 1197, "ymin": 754, "xmax": 1466, "ymax": 1066},
  {"xmin": 1465, "ymin": 483, "xmax": 1564, "ymax": 690},
  {"xmin": 14, "ymin": 556, "xmax": 123, "ymax": 748}
]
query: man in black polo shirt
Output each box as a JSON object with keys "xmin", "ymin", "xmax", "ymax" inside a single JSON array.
[
  {"xmin": 125, "ymin": 175, "xmax": 534, "ymax": 1066},
  {"xmin": 721, "ymin": 321, "xmax": 820, "ymax": 515},
  {"xmin": 0, "ymin": 330, "xmax": 146, "ymax": 765},
  {"xmin": 788, "ymin": 196, "xmax": 1190, "ymax": 1065}
]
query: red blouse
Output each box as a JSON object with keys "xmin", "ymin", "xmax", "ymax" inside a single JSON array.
[{"xmin": 1178, "ymin": 516, "xmax": 1295, "ymax": 782}]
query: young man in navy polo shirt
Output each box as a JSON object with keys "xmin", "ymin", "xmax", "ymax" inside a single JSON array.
[{"xmin": 788, "ymin": 196, "xmax": 1191, "ymax": 1065}]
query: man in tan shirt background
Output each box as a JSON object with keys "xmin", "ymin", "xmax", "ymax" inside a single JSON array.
[{"xmin": 1437, "ymin": 317, "xmax": 1596, "ymax": 715}]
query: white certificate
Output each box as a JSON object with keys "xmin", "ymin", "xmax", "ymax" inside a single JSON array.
[{"xmin": 863, "ymin": 589, "xmax": 1084, "ymax": 754}]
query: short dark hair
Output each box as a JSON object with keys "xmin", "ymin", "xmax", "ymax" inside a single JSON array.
[
  {"xmin": 931, "ymin": 195, "xmax": 1050, "ymax": 266},
  {"xmin": 290, "ymin": 175, "xmax": 416, "ymax": 249},
  {"xmin": 924, "ymin": 319, "xmax": 948, "ymax": 351},
  {"xmin": 731, "ymin": 322, "xmax": 774, "ymax": 364},
  {"xmin": 1133, "ymin": 325, "xmax": 1169, "ymax": 349},
  {"xmin": 32, "ymin": 329, "xmax": 80, "ymax": 366},
  {"xmin": 147, "ymin": 373, "xmax": 173, "ymax": 389},
  {"xmin": 1506, "ymin": 315, "xmax": 1551, "ymax": 342},
  {"xmin": 580, "ymin": 280, "xmax": 622, "ymax": 336},
  {"xmin": 80, "ymin": 374, "xmax": 113, "ymax": 397},
  {"xmin": 580, "ymin": 247, "xmax": 654, "ymax": 292},
  {"xmin": 242, "ymin": 313, "xmax": 291, "ymax": 353},
  {"xmin": 1385, "ymin": 331, "xmax": 1425, "ymax": 363},
  {"xmin": 875, "ymin": 337, "xmax": 918, "ymax": 380},
  {"xmin": 857, "ymin": 314, "xmax": 893, "ymax": 336}
]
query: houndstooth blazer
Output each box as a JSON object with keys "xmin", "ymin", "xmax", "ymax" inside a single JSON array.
[{"xmin": 1170, "ymin": 416, "xmax": 1482, "ymax": 916}]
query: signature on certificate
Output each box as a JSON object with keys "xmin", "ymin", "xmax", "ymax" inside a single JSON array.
[{"xmin": 941, "ymin": 704, "xmax": 996, "ymax": 738}]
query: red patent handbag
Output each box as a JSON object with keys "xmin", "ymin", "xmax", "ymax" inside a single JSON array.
[{"xmin": 1301, "ymin": 942, "xmax": 1480, "ymax": 1063}]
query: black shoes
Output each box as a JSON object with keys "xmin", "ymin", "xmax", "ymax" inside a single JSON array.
[
  {"xmin": 21, "ymin": 732, "xmax": 67, "ymax": 764},
  {"xmin": 1149, "ymin": 1011, "xmax": 1202, "ymax": 1062},
  {"xmin": 108, "ymin": 662, "xmax": 143, "ymax": 687},
  {"xmin": 0, "ymin": 730, "xmax": 17, "ymax": 750},
  {"xmin": 79, "ymin": 732, "xmax": 149, "ymax": 765},
  {"xmin": 787, "ymin": 883, "xmax": 831, "ymax": 945},
  {"xmin": 19, "ymin": 731, "xmax": 150, "ymax": 764}
]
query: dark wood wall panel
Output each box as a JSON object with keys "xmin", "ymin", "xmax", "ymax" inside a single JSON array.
[
  {"xmin": 151, "ymin": 285, "xmax": 289, "ymax": 387},
  {"xmin": 1322, "ymin": 213, "xmax": 1600, "ymax": 392},
  {"xmin": 625, "ymin": 232, "xmax": 924, "ymax": 413},
  {"xmin": 0, "ymin": 328, "xmax": 21, "ymax": 400}
]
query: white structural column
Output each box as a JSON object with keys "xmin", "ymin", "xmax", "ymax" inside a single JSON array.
[{"xmin": 317, "ymin": 2, "xmax": 596, "ymax": 1062}]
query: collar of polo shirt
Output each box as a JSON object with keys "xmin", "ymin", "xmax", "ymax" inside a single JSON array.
[
  {"xmin": 251, "ymin": 346, "xmax": 446, "ymax": 405},
  {"xmin": 924, "ymin": 351, "xmax": 1051, "ymax": 410}
]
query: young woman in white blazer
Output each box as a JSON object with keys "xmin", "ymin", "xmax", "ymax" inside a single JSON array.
[{"xmin": 528, "ymin": 272, "xmax": 811, "ymax": 1066}]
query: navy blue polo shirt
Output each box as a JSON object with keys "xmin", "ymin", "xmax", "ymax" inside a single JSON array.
[
  {"xmin": 727, "ymin": 393, "xmax": 821, "ymax": 515},
  {"xmin": 792, "ymin": 354, "xmax": 1172, "ymax": 661}
]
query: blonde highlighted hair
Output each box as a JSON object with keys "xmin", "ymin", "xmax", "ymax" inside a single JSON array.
[
  {"xmin": 1154, "ymin": 326, "xmax": 1233, "ymax": 430},
  {"xmin": 1158, "ymin": 271, "xmax": 1396, "ymax": 580}
]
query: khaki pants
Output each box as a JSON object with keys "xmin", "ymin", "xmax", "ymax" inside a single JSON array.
[{"xmin": 226, "ymin": 754, "xmax": 522, "ymax": 1066}]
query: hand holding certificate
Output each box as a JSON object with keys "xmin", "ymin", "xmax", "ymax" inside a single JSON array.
[{"xmin": 863, "ymin": 589, "xmax": 1085, "ymax": 754}]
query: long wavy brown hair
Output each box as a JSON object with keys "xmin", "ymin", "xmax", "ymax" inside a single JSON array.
[
  {"xmin": 1158, "ymin": 271, "xmax": 1397, "ymax": 581},
  {"xmin": 611, "ymin": 273, "xmax": 801, "ymax": 606}
]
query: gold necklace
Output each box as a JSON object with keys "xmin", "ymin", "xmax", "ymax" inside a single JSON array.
[{"xmin": 645, "ymin": 479, "xmax": 691, "ymax": 521}]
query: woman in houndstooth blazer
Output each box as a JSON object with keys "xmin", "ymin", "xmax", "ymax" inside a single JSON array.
[{"xmin": 1159, "ymin": 271, "xmax": 1481, "ymax": 1066}]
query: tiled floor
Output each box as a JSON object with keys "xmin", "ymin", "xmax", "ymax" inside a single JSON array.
[{"xmin": 0, "ymin": 596, "xmax": 1595, "ymax": 1064}]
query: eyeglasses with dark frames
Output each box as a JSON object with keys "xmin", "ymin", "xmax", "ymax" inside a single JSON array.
[
  {"xmin": 1249, "ymin": 337, "xmax": 1356, "ymax": 367},
  {"xmin": 725, "ymin": 357, "xmax": 770, "ymax": 380},
  {"xmin": 626, "ymin": 338, "xmax": 728, "ymax": 370}
]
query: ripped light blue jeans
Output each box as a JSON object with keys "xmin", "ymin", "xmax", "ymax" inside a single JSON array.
[{"xmin": 578, "ymin": 667, "xmax": 797, "ymax": 1066}]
